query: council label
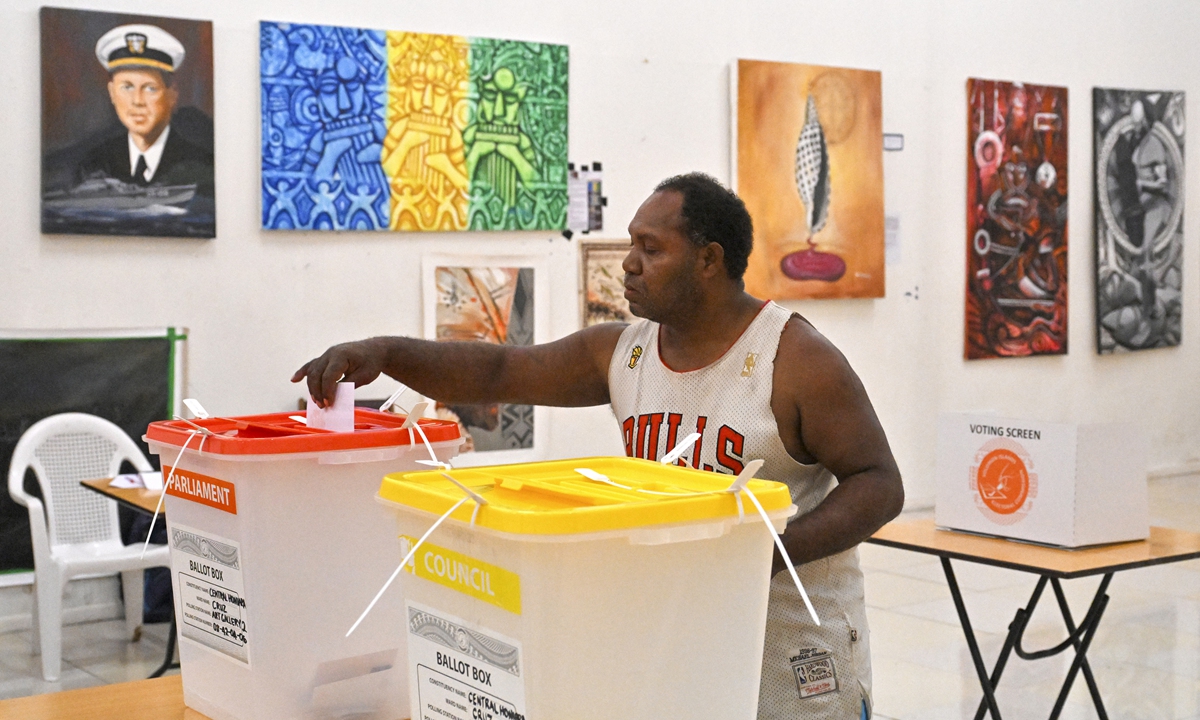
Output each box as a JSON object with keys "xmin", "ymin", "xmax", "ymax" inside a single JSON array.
[
  {"xmin": 168, "ymin": 522, "xmax": 250, "ymax": 665},
  {"xmin": 407, "ymin": 601, "xmax": 526, "ymax": 720}
]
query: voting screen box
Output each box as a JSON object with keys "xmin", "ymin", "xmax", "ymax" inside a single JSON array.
[{"xmin": 935, "ymin": 414, "xmax": 1149, "ymax": 548}]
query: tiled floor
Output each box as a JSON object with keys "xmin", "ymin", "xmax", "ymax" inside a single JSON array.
[
  {"xmin": 0, "ymin": 619, "xmax": 176, "ymax": 700},
  {"xmin": 1, "ymin": 475, "xmax": 1199, "ymax": 718}
]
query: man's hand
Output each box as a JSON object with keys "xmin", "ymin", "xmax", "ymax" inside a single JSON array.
[{"xmin": 291, "ymin": 339, "xmax": 389, "ymax": 407}]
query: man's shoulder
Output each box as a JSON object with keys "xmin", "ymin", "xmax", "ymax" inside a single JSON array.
[{"xmin": 774, "ymin": 314, "xmax": 849, "ymax": 380}]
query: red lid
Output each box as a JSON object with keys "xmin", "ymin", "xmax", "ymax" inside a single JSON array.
[{"xmin": 145, "ymin": 409, "xmax": 460, "ymax": 455}]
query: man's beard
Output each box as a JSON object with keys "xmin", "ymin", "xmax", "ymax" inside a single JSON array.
[{"xmin": 627, "ymin": 272, "xmax": 702, "ymax": 325}]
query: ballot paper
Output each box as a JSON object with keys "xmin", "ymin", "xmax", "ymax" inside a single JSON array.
[
  {"xmin": 109, "ymin": 472, "xmax": 164, "ymax": 491},
  {"xmin": 306, "ymin": 381, "xmax": 355, "ymax": 432}
]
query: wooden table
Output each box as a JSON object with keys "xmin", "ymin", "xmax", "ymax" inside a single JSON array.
[
  {"xmin": 0, "ymin": 675, "xmax": 415, "ymax": 720},
  {"xmin": 80, "ymin": 477, "xmax": 164, "ymax": 515},
  {"xmin": 867, "ymin": 520, "xmax": 1200, "ymax": 720},
  {"xmin": 0, "ymin": 676, "xmax": 208, "ymax": 720},
  {"xmin": 80, "ymin": 477, "xmax": 178, "ymax": 679}
]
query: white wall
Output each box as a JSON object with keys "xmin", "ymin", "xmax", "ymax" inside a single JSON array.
[{"xmin": 4, "ymin": 0, "xmax": 1199, "ymax": 507}]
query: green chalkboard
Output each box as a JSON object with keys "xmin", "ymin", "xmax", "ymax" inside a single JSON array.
[{"xmin": 0, "ymin": 329, "xmax": 185, "ymax": 571}]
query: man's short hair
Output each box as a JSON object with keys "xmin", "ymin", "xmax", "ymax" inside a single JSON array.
[{"xmin": 654, "ymin": 173, "xmax": 753, "ymax": 280}]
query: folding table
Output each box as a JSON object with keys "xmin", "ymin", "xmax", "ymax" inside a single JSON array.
[
  {"xmin": 80, "ymin": 477, "xmax": 178, "ymax": 678},
  {"xmin": 867, "ymin": 519, "xmax": 1200, "ymax": 720}
]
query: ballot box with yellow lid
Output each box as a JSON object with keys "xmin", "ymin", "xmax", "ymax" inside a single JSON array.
[
  {"xmin": 377, "ymin": 456, "xmax": 797, "ymax": 720},
  {"xmin": 144, "ymin": 409, "xmax": 462, "ymax": 720}
]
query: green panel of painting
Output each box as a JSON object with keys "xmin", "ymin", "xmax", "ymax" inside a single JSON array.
[{"xmin": 465, "ymin": 39, "xmax": 569, "ymax": 230}]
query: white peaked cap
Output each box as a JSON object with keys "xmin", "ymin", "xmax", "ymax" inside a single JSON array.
[{"xmin": 95, "ymin": 24, "xmax": 186, "ymax": 73}]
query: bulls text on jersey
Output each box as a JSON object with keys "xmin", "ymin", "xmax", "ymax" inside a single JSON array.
[{"xmin": 620, "ymin": 413, "xmax": 746, "ymax": 474}]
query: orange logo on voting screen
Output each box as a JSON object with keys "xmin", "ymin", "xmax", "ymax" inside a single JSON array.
[
  {"xmin": 975, "ymin": 449, "xmax": 1028, "ymax": 514},
  {"xmin": 969, "ymin": 439, "xmax": 1037, "ymax": 525}
]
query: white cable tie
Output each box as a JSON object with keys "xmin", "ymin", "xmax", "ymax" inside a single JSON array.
[
  {"xmin": 574, "ymin": 467, "xmax": 727, "ymax": 498},
  {"xmin": 414, "ymin": 424, "xmax": 441, "ymax": 466},
  {"xmin": 660, "ymin": 432, "xmax": 702, "ymax": 465},
  {"xmin": 379, "ymin": 385, "xmax": 409, "ymax": 413},
  {"xmin": 724, "ymin": 459, "xmax": 764, "ymax": 523},
  {"xmin": 288, "ymin": 415, "xmax": 307, "ymax": 425},
  {"xmin": 346, "ymin": 496, "xmax": 468, "ymax": 638},
  {"xmin": 743, "ymin": 489, "xmax": 819, "ymax": 626},
  {"xmin": 183, "ymin": 398, "xmax": 209, "ymax": 419},
  {"xmin": 574, "ymin": 467, "xmax": 628, "ymax": 489},
  {"xmin": 400, "ymin": 401, "xmax": 429, "ymax": 429},
  {"xmin": 439, "ymin": 472, "xmax": 488, "ymax": 507},
  {"xmin": 727, "ymin": 459, "xmax": 764, "ymax": 494},
  {"xmin": 172, "ymin": 415, "xmax": 212, "ymax": 436},
  {"xmin": 142, "ymin": 430, "xmax": 205, "ymax": 559}
]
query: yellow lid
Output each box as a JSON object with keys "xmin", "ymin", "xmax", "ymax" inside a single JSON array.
[{"xmin": 378, "ymin": 456, "xmax": 794, "ymax": 535}]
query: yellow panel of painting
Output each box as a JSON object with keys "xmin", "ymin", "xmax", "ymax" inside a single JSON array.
[{"xmin": 383, "ymin": 32, "xmax": 471, "ymax": 230}]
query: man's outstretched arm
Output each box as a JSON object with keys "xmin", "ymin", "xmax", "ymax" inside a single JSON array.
[{"xmin": 292, "ymin": 323, "xmax": 626, "ymax": 409}]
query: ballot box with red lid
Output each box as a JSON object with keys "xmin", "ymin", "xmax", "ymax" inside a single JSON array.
[{"xmin": 145, "ymin": 409, "xmax": 461, "ymax": 720}]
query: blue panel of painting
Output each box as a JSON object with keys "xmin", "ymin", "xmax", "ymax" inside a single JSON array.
[{"xmin": 260, "ymin": 22, "xmax": 389, "ymax": 230}]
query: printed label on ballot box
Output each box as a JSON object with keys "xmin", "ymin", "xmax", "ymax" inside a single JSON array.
[
  {"xmin": 400, "ymin": 534, "xmax": 522, "ymax": 614},
  {"xmin": 168, "ymin": 522, "xmax": 251, "ymax": 665},
  {"xmin": 407, "ymin": 601, "xmax": 526, "ymax": 720},
  {"xmin": 165, "ymin": 467, "xmax": 237, "ymax": 514}
]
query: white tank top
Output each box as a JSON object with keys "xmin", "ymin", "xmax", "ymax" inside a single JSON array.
[{"xmin": 608, "ymin": 301, "xmax": 871, "ymax": 719}]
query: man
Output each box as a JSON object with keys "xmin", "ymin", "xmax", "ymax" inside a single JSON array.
[
  {"xmin": 295, "ymin": 173, "xmax": 903, "ymax": 719},
  {"xmin": 79, "ymin": 24, "xmax": 213, "ymax": 196}
]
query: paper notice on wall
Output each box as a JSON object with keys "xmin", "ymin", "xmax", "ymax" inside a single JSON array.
[
  {"xmin": 885, "ymin": 215, "xmax": 901, "ymax": 266},
  {"xmin": 407, "ymin": 601, "xmax": 526, "ymax": 720},
  {"xmin": 567, "ymin": 166, "xmax": 589, "ymax": 232},
  {"xmin": 168, "ymin": 522, "xmax": 250, "ymax": 665}
]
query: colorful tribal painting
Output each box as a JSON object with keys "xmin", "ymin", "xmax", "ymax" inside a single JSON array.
[
  {"xmin": 734, "ymin": 59, "xmax": 884, "ymax": 300},
  {"xmin": 580, "ymin": 242, "xmax": 634, "ymax": 327},
  {"xmin": 260, "ymin": 22, "xmax": 568, "ymax": 232},
  {"xmin": 965, "ymin": 79, "xmax": 1068, "ymax": 359},
  {"xmin": 1094, "ymin": 87, "xmax": 1185, "ymax": 353},
  {"xmin": 431, "ymin": 266, "xmax": 534, "ymax": 453}
]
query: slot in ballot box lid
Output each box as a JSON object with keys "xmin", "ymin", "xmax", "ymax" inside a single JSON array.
[
  {"xmin": 146, "ymin": 409, "xmax": 459, "ymax": 455},
  {"xmin": 380, "ymin": 456, "xmax": 795, "ymax": 536}
]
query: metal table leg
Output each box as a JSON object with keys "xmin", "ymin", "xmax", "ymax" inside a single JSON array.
[
  {"xmin": 949, "ymin": 560, "xmax": 1112, "ymax": 720},
  {"xmin": 942, "ymin": 557, "xmax": 1004, "ymax": 720},
  {"xmin": 148, "ymin": 610, "xmax": 180, "ymax": 678},
  {"xmin": 1047, "ymin": 575, "xmax": 1110, "ymax": 720},
  {"xmin": 972, "ymin": 577, "xmax": 1049, "ymax": 720}
]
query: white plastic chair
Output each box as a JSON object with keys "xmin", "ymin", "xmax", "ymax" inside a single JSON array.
[{"xmin": 7, "ymin": 412, "xmax": 171, "ymax": 681}]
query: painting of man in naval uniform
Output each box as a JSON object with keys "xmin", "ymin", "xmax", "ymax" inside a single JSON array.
[{"xmin": 41, "ymin": 8, "xmax": 214, "ymax": 238}]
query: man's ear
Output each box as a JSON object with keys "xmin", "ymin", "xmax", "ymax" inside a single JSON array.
[
  {"xmin": 107, "ymin": 80, "xmax": 117, "ymax": 106},
  {"xmin": 698, "ymin": 241, "xmax": 726, "ymax": 279}
]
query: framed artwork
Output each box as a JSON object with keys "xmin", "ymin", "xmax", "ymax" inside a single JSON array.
[
  {"xmin": 1094, "ymin": 88, "xmax": 1185, "ymax": 353},
  {"xmin": 733, "ymin": 59, "xmax": 884, "ymax": 300},
  {"xmin": 261, "ymin": 22, "xmax": 569, "ymax": 232},
  {"xmin": 40, "ymin": 8, "xmax": 215, "ymax": 238},
  {"xmin": 965, "ymin": 79, "xmax": 1069, "ymax": 359},
  {"xmin": 422, "ymin": 254, "xmax": 549, "ymax": 465},
  {"xmin": 580, "ymin": 241, "xmax": 634, "ymax": 327}
]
